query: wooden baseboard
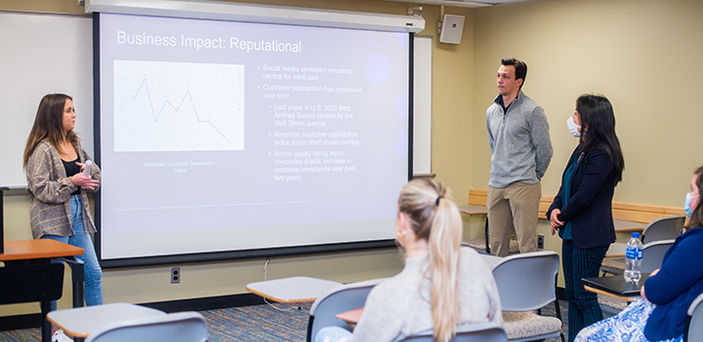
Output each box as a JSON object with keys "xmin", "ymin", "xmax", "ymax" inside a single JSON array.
[{"xmin": 469, "ymin": 188, "xmax": 684, "ymax": 224}]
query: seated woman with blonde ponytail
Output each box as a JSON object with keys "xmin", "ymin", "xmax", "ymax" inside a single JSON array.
[{"xmin": 316, "ymin": 179, "xmax": 502, "ymax": 342}]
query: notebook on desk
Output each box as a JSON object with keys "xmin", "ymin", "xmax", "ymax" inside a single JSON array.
[{"xmin": 582, "ymin": 273, "xmax": 651, "ymax": 296}]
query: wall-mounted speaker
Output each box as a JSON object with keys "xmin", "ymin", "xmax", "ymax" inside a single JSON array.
[{"xmin": 439, "ymin": 14, "xmax": 465, "ymax": 44}]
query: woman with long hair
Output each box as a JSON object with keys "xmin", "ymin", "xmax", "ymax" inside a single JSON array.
[
  {"xmin": 24, "ymin": 93, "xmax": 103, "ymax": 306},
  {"xmin": 317, "ymin": 178, "xmax": 501, "ymax": 342},
  {"xmin": 547, "ymin": 94, "xmax": 625, "ymax": 341},
  {"xmin": 575, "ymin": 165, "xmax": 703, "ymax": 341}
]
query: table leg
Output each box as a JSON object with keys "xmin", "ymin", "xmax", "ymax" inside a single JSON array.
[
  {"xmin": 71, "ymin": 264, "xmax": 84, "ymax": 308},
  {"xmin": 41, "ymin": 300, "xmax": 51, "ymax": 342},
  {"xmin": 0, "ymin": 188, "xmax": 4, "ymax": 254},
  {"xmin": 57, "ymin": 257, "xmax": 85, "ymax": 308}
]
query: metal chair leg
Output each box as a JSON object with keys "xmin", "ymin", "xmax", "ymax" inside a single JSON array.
[{"xmin": 484, "ymin": 217, "xmax": 490, "ymax": 254}]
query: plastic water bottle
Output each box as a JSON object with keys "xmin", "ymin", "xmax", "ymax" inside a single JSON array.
[{"xmin": 624, "ymin": 232, "xmax": 643, "ymax": 283}]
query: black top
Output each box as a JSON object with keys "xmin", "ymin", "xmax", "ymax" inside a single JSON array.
[{"xmin": 61, "ymin": 157, "xmax": 80, "ymax": 195}]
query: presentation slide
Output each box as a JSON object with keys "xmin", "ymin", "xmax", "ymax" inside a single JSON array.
[{"xmin": 97, "ymin": 13, "xmax": 410, "ymax": 261}]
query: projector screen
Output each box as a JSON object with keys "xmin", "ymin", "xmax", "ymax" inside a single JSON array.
[{"xmin": 95, "ymin": 12, "xmax": 411, "ymax": 266}]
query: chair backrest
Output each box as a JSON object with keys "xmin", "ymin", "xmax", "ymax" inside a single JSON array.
[
  {"xmin": 491, "ymin": 251, "xmax": 559, "ymax": 311},
  {"xmin": 85, "ymin": 311, "xmax": 208, "ymax": 342},
  {"xmin": 640, "ymin": 239, "xmax": 675, "ymax": 274},
  {"xmin": 399, "ymin": 321, "xmax": 508, "ymax": 342},
  {"xmin": 686, "ymin": 292, "xmax": 703, "ymax": 342},
  {"xmin": 0, "ymin": 263, "xmax": 64, "ymax": 304},
  {"xmin": 641, "ymin": 215, "xmax": 685, "ymax": 244},
  {"xmin": 307, "ymin": 278, "xmax": 384, "ymax": 342}
]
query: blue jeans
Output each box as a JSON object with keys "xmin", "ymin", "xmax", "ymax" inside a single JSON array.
[{"xmin": 42, "ymin": 195, "xmax": 103, "ymax": 307}]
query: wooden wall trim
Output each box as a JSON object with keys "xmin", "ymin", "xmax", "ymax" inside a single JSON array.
[{"xmin": 468, "ymin": 189, "xmax": 684, "ymax": 224}]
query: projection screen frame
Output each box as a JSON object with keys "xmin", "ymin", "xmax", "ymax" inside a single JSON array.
[
  {"xmin": 85, "ymin": 0, "xmax": 425, "ymax": 33},
  {"xmin": 91, "ymin": 2, "xmax": 420, "ymax": 268}
]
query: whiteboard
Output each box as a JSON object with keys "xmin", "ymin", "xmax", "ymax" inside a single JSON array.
[
  {"xmin": 413, "ymin": 35, "xmax": 432, "ymax": 175},
  {"xmin": 0, "ymin": 11, "xmax": 93, "ymax": 187}
]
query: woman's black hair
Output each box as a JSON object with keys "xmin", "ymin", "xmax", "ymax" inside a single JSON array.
[{"xmin": 576, "ymin": 94, "xmax": 625, "ymax": 184}]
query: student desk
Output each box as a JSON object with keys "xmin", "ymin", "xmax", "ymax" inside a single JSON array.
[
  {"xmin": 0, "ymin": 239, "xmax": 85, "ymax": 342},
  {"xmin": 613, "ymin": 220, "xmax": 646, "ymax": 233},
  {"xmin": 47, "ymin": 303, "xmax": 166, "ymax": 342},
  {"xmin": 0, "ymin": 239, "xmax": 83, "ymax": 262},
  {"xmin": 458, "ymin": 205, "xmax": 488, "ymax": 215},
  {"xmin": 582, "ymin": 274, "xmax": 649, "ymax": 303},
  {"xmin": 335, "ymin": 307, "xmax": 363, "ymax": 327},
  {"xmin": 246, "ymin": 276, "xmax": 342, "ymax": 303},
  {"xmin": 0, "ymin": 239, "xmax": 86, "ymax": 306},
  {"xmin": 604, "ymin": 220, "xmax": 648, "ymax": 258},
  {"xmin": 583, "ymin": 285, "xmax": 639, "ymax": 303}
]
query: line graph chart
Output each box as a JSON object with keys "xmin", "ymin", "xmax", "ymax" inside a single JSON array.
[{"xmin": 113, "ymin": 60, "xmax": 245, "ymax": 152}]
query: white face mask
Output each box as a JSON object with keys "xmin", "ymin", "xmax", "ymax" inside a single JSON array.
[{"xmin": 566, "ymin": 116, "xmax": 581, "ymax": 137}]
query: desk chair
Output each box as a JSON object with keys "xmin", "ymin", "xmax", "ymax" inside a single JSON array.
[
  {"xmin": 491, "ymin": 251, "xmax": 564, "ymax": 342},
  {"xmin": 0, "ymin": 262, "xmax": 64, "ymax": 342},
  {"xmin": 639, "ymin": 239, "xmax": 675, "ymax": 273},
  {"xmin": 605, "ymin": 215, "xmax": 685, "ymax": 256},
  {"xmin": 685, "ymin": 292, "xmax": 703, "ymax": 342},
  {"xmin": 85, "ymin": 311, "xmax": 207, "ymax": 342},
  {"xmin": 639, "ymin": 215, "xmax": 686, "ymax": 243},
  {"xmin": 306, "ymin": 278, "xmax": 383, "ymax": 342},
  {"xmin": 602, "ymin": 237, "xmax": 677, "ymax": 276},
  {"xmin": 399, "ymin": 321, "xmax": 507, "ymax": 342}
]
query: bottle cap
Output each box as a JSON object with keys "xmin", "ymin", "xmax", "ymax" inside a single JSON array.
[{"xmin": 632, "ymin": 232, "xmax": 640, "ymax": 238}]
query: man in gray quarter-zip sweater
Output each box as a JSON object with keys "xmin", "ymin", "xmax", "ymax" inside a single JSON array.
[{"xmin": 485, "ymin": 57, "xmax": 553, "ymax": 257}]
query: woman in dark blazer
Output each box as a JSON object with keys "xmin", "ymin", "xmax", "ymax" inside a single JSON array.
[{"xmin": 547, "ymin": 94, "xmax": 624, "ymax": 342}]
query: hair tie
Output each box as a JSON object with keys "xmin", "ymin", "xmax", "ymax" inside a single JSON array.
[{"xmin": 435, "ymin": 195, "xmax": 444, "ymax": 206}]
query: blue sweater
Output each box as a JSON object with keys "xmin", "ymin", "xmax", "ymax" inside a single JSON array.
[{"xmin": 644, "ymin": 227, "xmax": 703, "ymax": 340}]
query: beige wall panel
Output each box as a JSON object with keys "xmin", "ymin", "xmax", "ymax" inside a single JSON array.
[
  {"xmin": 428, "ymin": 6, "xmax": 476, "ymax": 204},
  {"xmin": 0, "ymin": 0, "xmax": 83, "ymax": 14},
  {"xmin": 472, "ymin": 0, "xmax": 703, "ymax": 206}
]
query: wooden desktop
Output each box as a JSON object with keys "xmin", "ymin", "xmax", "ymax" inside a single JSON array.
[{"xmin": 1, "ymin": 239, "xmax": 85, "ymax": 342}]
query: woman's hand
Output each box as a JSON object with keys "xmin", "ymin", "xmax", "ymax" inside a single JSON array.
[
  {"xmin": 76, "ymin": 162, "xmax": 89, "ymax": 175},
  {"xmin": 640, "ymin": 268, "xmax": 660, "ymax": 299},
  {"xmin": 70, "ymin": 173, "xmax": 100, "ymax": 191},
  {"xmin": 640, "ymin": 282, "xmax": 646, "ymax": 300},
  {"xmin": 549, "ymin": 209, "xmax": 565, "ymax": 235}
]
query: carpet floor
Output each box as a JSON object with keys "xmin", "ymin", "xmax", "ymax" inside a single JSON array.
[{"xmin": 0, "ymin": 299, "xmax": 589, "ymax": 341}]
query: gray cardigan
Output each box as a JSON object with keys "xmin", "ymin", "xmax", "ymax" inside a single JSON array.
[
  {"xmin": 486, "ymin": 91, "xmax": 553, "ymax": 188},
  {"xmin": 25, "ymin": 140, "xmax": 101, "ymax": 238},
  {"xmin": 352, "ymin": 248, "xmax": 502, "ymax": 342}
]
